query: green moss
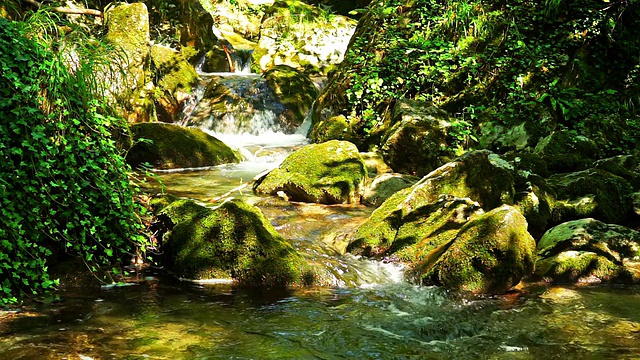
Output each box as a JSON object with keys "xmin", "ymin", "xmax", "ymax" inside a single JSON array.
[
  {"xmin": 254, "ymin": 140, "xmax": 367, "ymax": 204},
  {"xmin": 309, "ymin": 115, "xmax": 361, "ymax": 147},
  {"xmin": 535, "ymin": 251, "xmax": 621, "ymax": 283},
  {"xmin": 263, "ymin": 65, "xmax": 319, "ymax": 128},
  {"xmin": 160, "ymin": 199, "xmax": 315, "ymax": 286},
  {"xmin": 151, "ymin": 44, "xmax": 199, "ymax": 95},
  {"xmin": 126, "ymin": 122, "xmax": 242, "ymax": 170},
  {"xmin": 425, "ymin": 205, "xmax": 536, "ymax": 294}
]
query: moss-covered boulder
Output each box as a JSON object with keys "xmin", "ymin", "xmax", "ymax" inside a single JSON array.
[
  {"xmin": 157, "ymin": 198, "xmax": 315, "ymax": 285},
  {"xmin": 547, "ymin": 168, "xmax": 634, "ymax": 225},
  {"xmin": 535, "ymin": 218, "xmax": 640, "ymax": 283},
  {"xmin": 126, "ymin": 122, "xmax": 242, "ymax": 169},
  {"xmin": 150, "ymin": 44, "xmax": 199, "ymax": 123},
  {"xmin": 252, "ymin": 0, "xmax": 356, "ymax": 74},
  {"xmin": 362, "ymin": 173, "xmax": 420, "ymax": 207},
  {"xmin": 380, "ymin": 99, "xmax": 453, "ymax": 176},
  {"xmin": 502, "ymin": 152, "xmax": 550, "ymax": 178},
  {"xmin": 421, "ymin": 205, "xmax": 537, "ymax": 294},
  {"xmin": 594, "ymin": 154, "xmax": 640, "ymax": 191},
  {"xmin": 254, "ymin": 140, "xmax": 367, "ymax": 204},
  {"xmin": 309, "ymin": 115, "xmax": 362, "ymax": 147},
  {"xmin": 350, "ymin": 150, "xmax": 516, "ymax": 253},
  {"xmin": 263, "ymin": 65, "xmax": 318, "ymax": 128},
  {"xmin": 533, "ymin": 131, "xmax": 602, "ymax": 174}
]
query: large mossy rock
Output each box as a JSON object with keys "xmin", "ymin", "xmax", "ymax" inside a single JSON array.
[
  {"xmin": 252, "ymin": 0, "xmax": 356, "ymax": 74},
  {"xmin": 150, "ymin": 44, "xmax": 199, "ymax": 123},
  {"xmin": 263, "ymin": 65, "xmax": 319, "ymax": 128},
  {"xmin": 350, "ymin": 150, "xmax": 516, "ymax": 253},
  {"xmin": 533, "ymin": 131, "xmax": 602, "ymax": 174},
  {"xmin": 126, "ymin": 123, "xmax": 242, "ymax": 169},
  {"xmin": 254, "ymin": 140, "xmax": 367, "ymax": 204},
  {"xmin": 513, "ymin": 173, "xmax": 555, "ymax": 239},
  {"xmin": 535, "ymin": 218, "xmax": 640, "ymax": 284},
  {"xmin": 547, "ymin": 168, "xmax": 634, "ymax": 225},
  {"xmin": 420, "ymin": 205, "xmax": 536, "ymax": 294},
  {"xmin": 594, "ymin": 154, "xmax": 640, "ymax": 191},
  {"xmin": 379, "ymin": 99, "xmax": 453, "ymax": 176},
  {"xmin": 157, "ymin": 198, "xmax": 315, "ymax": 285}
]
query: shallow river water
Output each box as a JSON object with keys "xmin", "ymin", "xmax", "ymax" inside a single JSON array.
[{"xmin": 2, "ymin": 81, "xmax": 640, "ymax": 359}]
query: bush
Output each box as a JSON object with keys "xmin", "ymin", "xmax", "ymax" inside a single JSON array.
[{"xmin": 0, "ymin": 17, "xmax": 148, "ymax": 305}]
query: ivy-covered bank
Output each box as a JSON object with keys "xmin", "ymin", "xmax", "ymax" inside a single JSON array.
[
  {"xmin": 314, "ymin": 0, "xmax": 640, "ymax": 154},
  {"xmin": 0, "ymin": 18, "xmax": 149, "ymax": 305}
]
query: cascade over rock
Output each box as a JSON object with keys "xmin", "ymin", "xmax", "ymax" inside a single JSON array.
[
  {"xmin": 263, "ymin": 65, "xmax": 319, "ymax": 128},
  {"xmin": 535, "ymin": 218, "xmax": 640, "ymax": 283},
  {"xmin": 154, "ymin": 198, "xmax": 315, "ymax": 285},
  {"xmin": 126, "ymin": 122, "xmax": 242, "ymax": 169},
  {"xmin": 254, "ymin": 140, "xmax": 367, "ymax": 204}
]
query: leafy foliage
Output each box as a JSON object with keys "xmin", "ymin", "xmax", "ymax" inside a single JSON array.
[
  {"xmin": 343, "ymin": 0, "xmax": 640, "ymax": 153},
  {"xmin": 0, "ymin": 17, "xmax": 148, "ymax": 305}
]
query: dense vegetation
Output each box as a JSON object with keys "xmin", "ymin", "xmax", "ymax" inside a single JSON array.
[
  {"xmin": 341, "ymin": 0, "xmax": 640, "ymax": 153},
  {"xmin": 0, "ymin": 16, "xmax": 148, "ymax": 305}
]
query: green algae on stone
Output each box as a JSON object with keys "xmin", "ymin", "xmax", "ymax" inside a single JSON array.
[
  {"xmin": 254, "ymin": 140, "xmax": 367, "ymax": 204},
  {"xmin": 263, "ymin": 65, "xmax": 318, "ymax": 128},
  {"xmin": 423, "ymin": 205, "xmax": 536, "ymax": 294},
  {"xmin": 158, "ymin": 198, "xmax": 315, "ymax": 286},
  {"xmin": 535, "ymin": 251, "xmax": 628, "ymax": 284},
  {"xmin": 126, "ymin": 123, "xmax": 242, "ymax": 170}
]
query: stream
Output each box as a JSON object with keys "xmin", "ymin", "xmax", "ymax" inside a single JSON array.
[{"xmin": 2, "ymin": 71, "xmax": 640, "ymax": 360}]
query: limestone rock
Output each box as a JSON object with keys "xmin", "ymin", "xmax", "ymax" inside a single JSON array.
[
  {"xmin": 252, "ymin": 0, "xmax": 356, "ymax": 74},
  {"xmin": 126, "ymin": 122, "xmax": 242, "ymax": 169},
  {"xmin": 423, "ymin": 205, "xmax": 537, "ymax": 294},
  {"xmin": 254, "ymin": 140, "xmax": 367, "ymax": 204},
  {"xmin": 535, "ymin": 218, "xmax": 640, "ymax": 283},
  {"xmin": 156, "ymin": 198, "xmax": 315, "ymax": 285}
]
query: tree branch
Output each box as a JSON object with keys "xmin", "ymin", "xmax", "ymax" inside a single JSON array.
[{"xmin": 21, "ymin": 0, "xmax": 102, "ymax": 17}]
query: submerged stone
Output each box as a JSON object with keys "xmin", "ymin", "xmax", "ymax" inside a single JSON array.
[
  {"xmin": 126, "ymin": 122, "xmax": 242, "ymax": 169},
  {"xmin": 254, "ymin": 140, "xmax": 367, "ymax": 204},
  {"xmin": 157, "ymin": 198, "xmax": 315, "ymax": 286}
]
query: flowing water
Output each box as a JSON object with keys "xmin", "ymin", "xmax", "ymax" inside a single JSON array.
[{"xmin": 3, "ymin": 67, "xmax": 640, "ymax": 360}]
